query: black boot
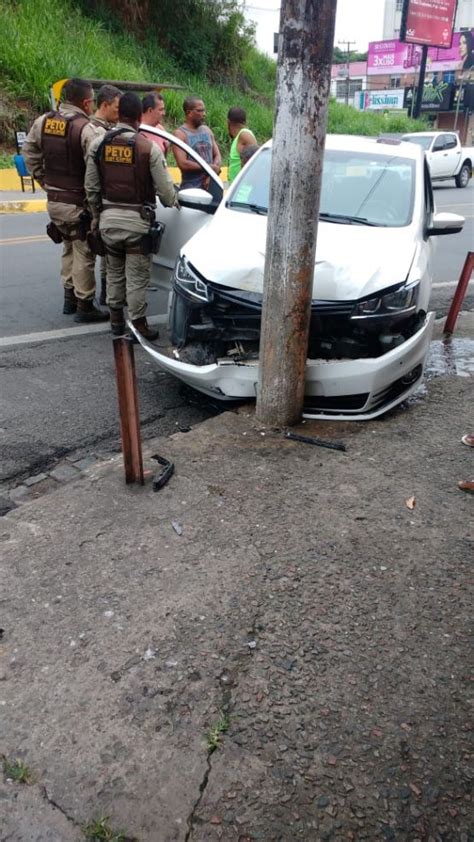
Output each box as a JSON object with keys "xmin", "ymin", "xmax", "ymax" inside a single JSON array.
[
  {"xmin": 99, "ymin": 275, "xmax": 107, "ymax": 306},
  {"xmin": 63, "ymin": 287, "xmax": 77, "ymax": 315},
  {"xmin": 131, "ymin": 317, "xmax": 159, "ymax": 342},
  {"xmin": 74, "ymin": 297, "xmax": 110, "ymax": 324},
  {"xmin": 110, "ymin": 307, "xmax": 126, "ymax": 336}
]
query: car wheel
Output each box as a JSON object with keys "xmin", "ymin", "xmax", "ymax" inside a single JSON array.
[{"xmin": 455, "ymin": 164, "xmax": 471, "ymax": 188}]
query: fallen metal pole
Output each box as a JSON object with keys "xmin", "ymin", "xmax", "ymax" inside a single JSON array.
[
  {"xmin": 113, "ymin": 336, "xmax": 144, "ymax": 485},
  {"xmin": 444, "ymin": 251, "xmax": 474, "ymax": 335}
]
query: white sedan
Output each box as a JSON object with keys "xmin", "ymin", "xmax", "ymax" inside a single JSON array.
[{"xmin": 132, "ymin": 128, "xmax": 465, "ymax": 421}]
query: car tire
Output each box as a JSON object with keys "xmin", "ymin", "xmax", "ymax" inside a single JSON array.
[{"xmin": 455, "ymin": 163, "xmax": 471, "ymax": 188}]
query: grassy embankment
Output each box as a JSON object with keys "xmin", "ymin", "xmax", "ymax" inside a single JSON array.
[{"xmin": 0, "ymin": 0, "xmax": 426, "ymax": 167}]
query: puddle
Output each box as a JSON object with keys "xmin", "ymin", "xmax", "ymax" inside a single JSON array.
[{"xmin": 425, "ymin": 338, "xmax": 474, "ymax": 379}]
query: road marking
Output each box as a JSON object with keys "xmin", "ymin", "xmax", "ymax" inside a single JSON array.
[
  {"xmin": 0, "ymin": 234, "xmax": 49, "ymax": 245},
  {"xmin": 0, "ymin": 314, "xmax": 167, "ymax": 349}
]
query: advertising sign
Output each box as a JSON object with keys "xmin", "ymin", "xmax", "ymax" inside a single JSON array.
[
  {"xmin": 367, "ymin": 30, "xmax": 474, "ymax": 75},
  {"xmin": 400, "ymin": 0, "xmax": 458, "ymax": 49},
  {"xmin": 15, "ymin": 131, "xmax": 27, "ymax": 148},
  {"xmin": 403, "ymin": 81, "xmax": 455, "ymax": 110},
  {"xmin": 356, "ymin": 89, "xmax": 406, "ymax": 110}
]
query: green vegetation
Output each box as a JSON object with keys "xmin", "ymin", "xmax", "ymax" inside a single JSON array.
[
  {"xmin": 206, "ymin": 711, "xmax": 230, "ymax": 752},
  {"xmin": 0, "ymin": 151, "xmax": 14, "ymax": 168},
  {"xmin": 2, "ymin": 757, "xmax": 33, "ymax": 784},
  {"xmin": 82, "ymin": 816, "xmax": 127, "ymax": 842},
  {"xmin": 327, "ymin": 99, "xmax": 424, "ymax": 135},
  {"xmin": 0, "ymin": 0, "xmax": 425, "ymax": 154},
  {"xmin": 333, "ymin": 46, "xmax": 368, "ymax": 64}
]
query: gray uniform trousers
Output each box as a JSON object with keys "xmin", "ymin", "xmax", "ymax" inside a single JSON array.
[
  {"xmin": 101, "ymin": 228, "xmax": 152, "ymax": 321},
  {"xmin": 52, "ymin": 219, "xmax": 96, "ymax": 300}
]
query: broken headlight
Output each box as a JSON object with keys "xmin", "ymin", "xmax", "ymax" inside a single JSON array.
[
  {"xmin": 351, "ymin": 281, "xmax": 419, "ymax": 319},
  {"xmin": 174, "ymin": 255, "xmax": 210, "ymax": 303}
]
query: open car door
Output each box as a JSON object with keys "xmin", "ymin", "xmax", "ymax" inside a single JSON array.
[{"xmin": 139, "ymin": 125, "xmax": 224, "ymax": 288}]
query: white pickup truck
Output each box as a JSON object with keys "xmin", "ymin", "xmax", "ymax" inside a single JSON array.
[{"xmin": 402, "ymin": 131, "xmax": 473, "ymax": 188}]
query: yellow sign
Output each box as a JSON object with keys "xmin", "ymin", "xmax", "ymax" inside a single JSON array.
[
  {"xmin": 104, "ymin": 144, "xmax": 134, "ymax": 164},
  {"xmin": 44, "ymin": 117, "xmax": 67, "ymax": 137}
]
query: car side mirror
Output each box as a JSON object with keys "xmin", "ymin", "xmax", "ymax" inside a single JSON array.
[
  {"xmin": 178, "ymin": 187, "xmax": 214, "ymax": 209},
  {"xmin": 427, "ymin": 212, "xmax": 465, "ymax": 236}
]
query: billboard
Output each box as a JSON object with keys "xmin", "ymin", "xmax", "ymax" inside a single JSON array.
[
  {"xmin": 367, "ymin": 30, "xmax": 474, "ymax": 75},
  {"xmin": 355, "ymin": 89, "xmax": 406, "ymax": 110},
  {"xmin": 400, "ymin": 0, "xmax": 458, "ymax": 49}
]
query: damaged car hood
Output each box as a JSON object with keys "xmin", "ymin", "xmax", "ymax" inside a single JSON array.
[{"xmin": 183, "ymin": 207, "xmax": 417, "ymax": 301}]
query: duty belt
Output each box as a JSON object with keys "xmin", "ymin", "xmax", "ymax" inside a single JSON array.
[{"xmin": 47, "ymin": 188, "xmax": 85, "ymax": 205}]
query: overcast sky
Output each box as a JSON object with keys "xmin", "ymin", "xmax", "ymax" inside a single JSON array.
[{"xmin": 244, "ymin": 0, "xmax": 385, "ymax": 54}]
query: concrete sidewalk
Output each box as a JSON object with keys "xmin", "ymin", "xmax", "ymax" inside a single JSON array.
[
  {"xmin": 0, "ymin": 188, "xmax": 47, "ymax": 213},
  {"xmin": 1, "ymin": 356, "xmax": 473, "ymax": 840}
]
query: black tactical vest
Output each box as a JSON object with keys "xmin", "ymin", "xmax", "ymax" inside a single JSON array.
[
  {"xmin": 97, "ymin": 129, "xmax": 156, "ymax": 207},
  {"xmin": 41, "ymin": 111, "xmax": 89, "ymax": 200}
]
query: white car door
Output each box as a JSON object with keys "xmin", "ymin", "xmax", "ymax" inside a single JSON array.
[
  {"xmin": 443, "ymin": 133, "xmax": 462, "ymax": 176},
  {"xmin": 139, "ymin": 126, "xmax": 224, "ymax": 286},
  {"xmin": 429, "ymin": 133, "xmax": 459, "ymax": 178}
]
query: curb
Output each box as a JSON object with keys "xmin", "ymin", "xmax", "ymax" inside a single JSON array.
[{"xmin": 0, "ymin": 199, "xmax": 47, "ymax": 214}]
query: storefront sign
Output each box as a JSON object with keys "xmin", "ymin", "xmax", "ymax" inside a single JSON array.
[
  {"xmin": 401, "ymin": 0, "xmax": 457, "ymax": 49},
  {"xmin": 356, "ymin": 89, "xmax": 406, "ymax": 110},
  {"xmin": 404, "ymin": 81, "xmax": 455, "ymax": 110}
]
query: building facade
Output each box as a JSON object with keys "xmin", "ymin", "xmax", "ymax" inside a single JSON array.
[{"xmin": 383, "ymin": 0, "xmax": 473, "ymax": 40}]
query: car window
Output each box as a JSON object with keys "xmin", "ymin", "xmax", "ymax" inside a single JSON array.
[
  {"xmin": 402, "ymin": 135, "xmax": 433, "ymax": 150},
  {"xmin": 433, "ymin": 135, "xmax": 447, "ymax": 151},
  {"xmin": 227, "ymin": 148, "xmax": 416, "ymax": 227},
  {"xmin": 444, "ymin": 134, "xmax": 457, "ymax": 150}
]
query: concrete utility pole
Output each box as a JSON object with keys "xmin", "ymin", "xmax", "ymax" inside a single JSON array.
[
  {"xmin": 256, "ymin": 0, "xmax": 338, "ymax": 427},
  {"xmin": 338, "ymin": 39, "xmax": 356, "ymax": 105}
]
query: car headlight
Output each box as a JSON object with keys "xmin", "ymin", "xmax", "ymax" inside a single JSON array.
[
  {"xmin": 351, "ymin": 281, "xmax": 419, "ymax": 319},
  {"xmin": 174, "ymin": 255, "xmax": 210, "ymax": 303}
]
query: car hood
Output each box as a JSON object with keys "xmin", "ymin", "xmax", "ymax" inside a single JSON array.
[{"xmin": 183, "ymin": 206, "xmax": 418, "ymax": 301}]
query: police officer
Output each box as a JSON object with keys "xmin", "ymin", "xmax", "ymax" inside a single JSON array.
[
  {"xmin": 90, "ymin": 84, "xmax": 122, "ymax": 305},
  {"xmin": 85, "ymin": 92, "xmax": 179, "ymax": 340},
  {"xmin": 23, "ymin": 78, "xmax": 109, "ymax": 322},
  {"xmin": 90, "ymin": 84, "xmax": 122, "ymax": 132}
]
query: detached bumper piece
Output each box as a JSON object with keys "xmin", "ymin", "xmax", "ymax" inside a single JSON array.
[{"xmin": 152, "ymin": 454, "xmax": 175, "ymax": 491}]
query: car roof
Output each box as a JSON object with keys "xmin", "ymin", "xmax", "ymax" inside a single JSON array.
[
  {"xmin": 403, "ymin": 131, "xmax": 457, "ymax": 137},
  {"xmin": 261, "ymin": 133, "xmax": 421, "ymax": 160}
]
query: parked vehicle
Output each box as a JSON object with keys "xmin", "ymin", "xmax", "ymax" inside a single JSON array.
[
  {"xmin": 402, "ymin": 131, "xmax": 473, "ymax": 188},
  {"xmin": 133, "ymin": 129, "xmax": 465, "ymax": 421}
]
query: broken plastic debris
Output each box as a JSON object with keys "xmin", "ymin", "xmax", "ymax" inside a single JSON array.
[
  {"xmin": 247, "ymin": 640, "xmax": 257, "ymax": 649},
  {"xmin": 405, "ymin": 496, "xmax": 416, "ymax": 510},
  {"xmin": 171, "ymin": 520, "xmax": 183, "ymax": 535},
  {"xmin": 152, "ymin": 453, "xmax": 175, "ymax": 491},
  {"xmin": 103, "ymin": 610, "xmax": 114, "ymax": 618},
  {"xmin": 143, "ymin": 647, "xmax": 157, "ymax": 661},
  {"xmin": 284, "ymin": 431, "xmax": 346, "ymax": 452}
]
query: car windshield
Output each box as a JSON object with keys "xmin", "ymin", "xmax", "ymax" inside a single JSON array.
[
  {"xmin": 402, "ymin": 135, "xmax": 433, "ymax": 150},
  {"xmin": 227, "ymin": 148, "xmax": 416, "ymax": 227}
]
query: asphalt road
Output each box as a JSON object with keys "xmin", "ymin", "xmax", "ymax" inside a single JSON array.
[{"xmin": 0, "ymin": 183, "xmax": 472, "ymax": 488}]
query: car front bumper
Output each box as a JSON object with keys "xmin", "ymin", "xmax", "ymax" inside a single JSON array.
[{"xmin": 129, "ymin": 311, "xmax": 435, "ymax": 421}]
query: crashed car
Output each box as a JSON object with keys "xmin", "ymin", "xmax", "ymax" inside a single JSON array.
[{"xmin": 131, "ymin": 128, "xmax": 465, "ymax": 420}]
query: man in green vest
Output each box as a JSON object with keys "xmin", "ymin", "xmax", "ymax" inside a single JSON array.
[{"xmin": 227, "ymin": 107, "xmax": 257, "ymax": 183}]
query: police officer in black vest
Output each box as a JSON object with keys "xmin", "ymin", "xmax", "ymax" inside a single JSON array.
[
  {"xmin": 85, "ymin": 92, "xmax": 178, "ymax": 340},
  {"xmin": 23, "ymin": 78, "xmax": 108, "ymax": 322}
]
